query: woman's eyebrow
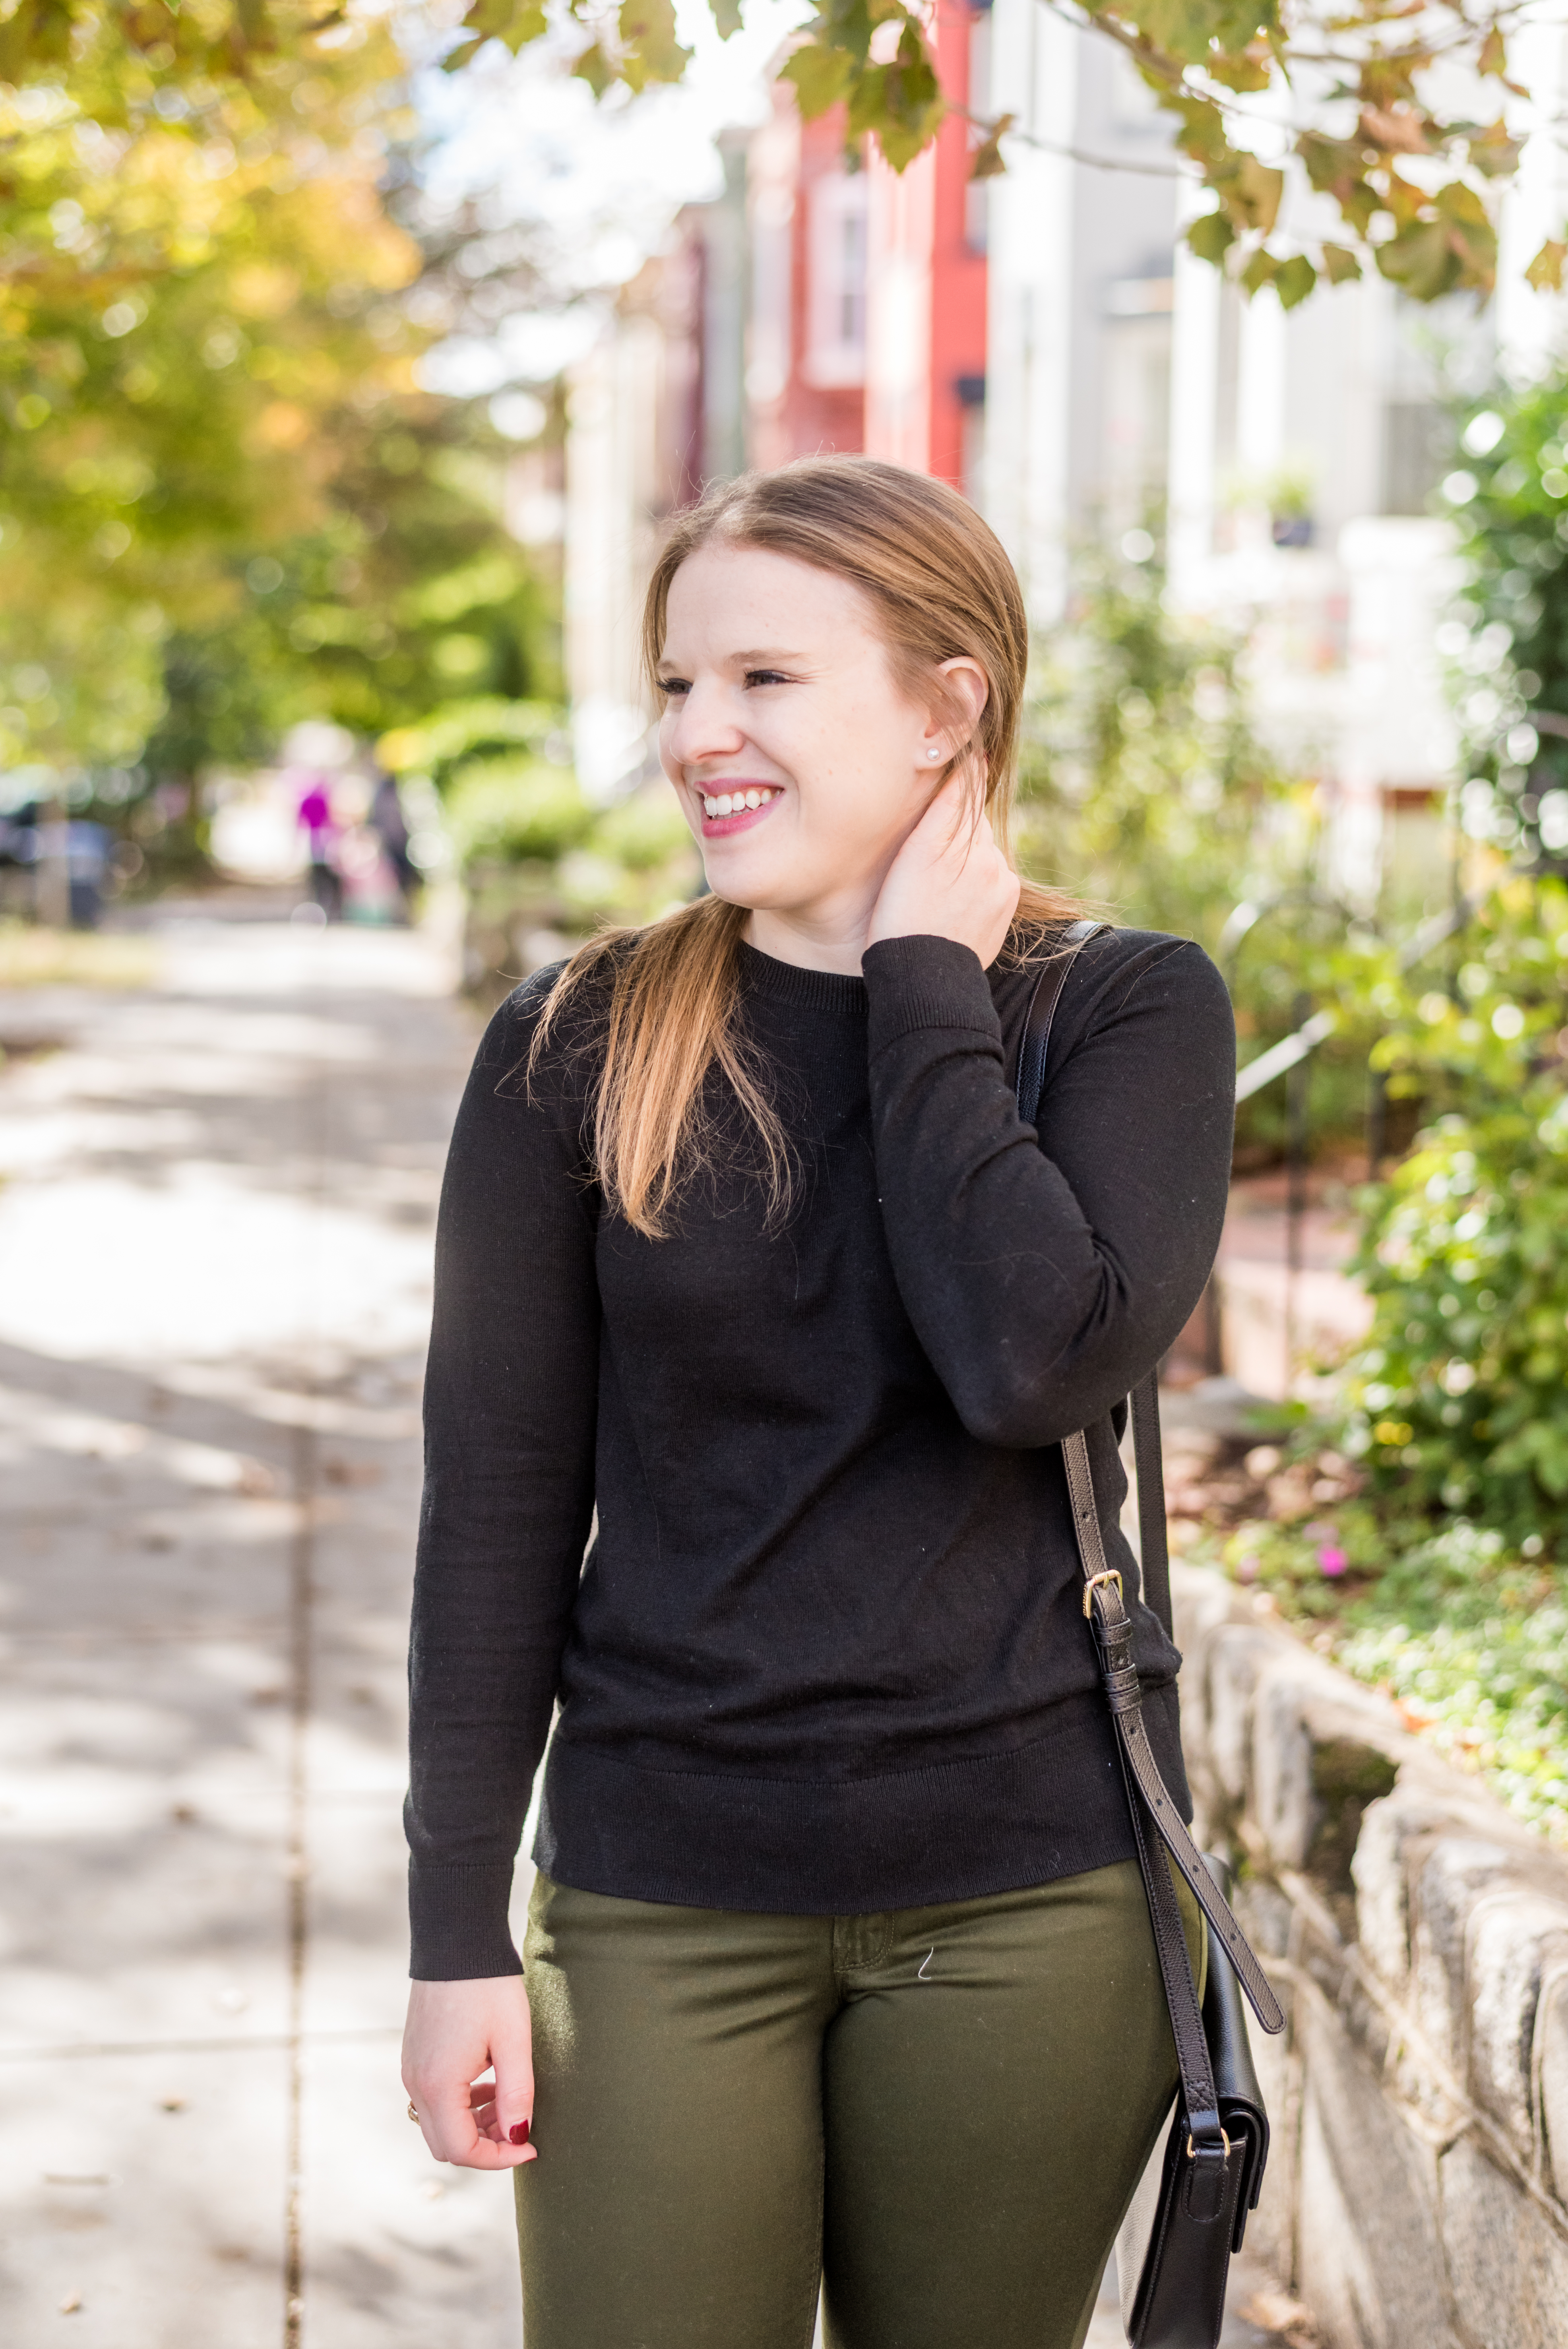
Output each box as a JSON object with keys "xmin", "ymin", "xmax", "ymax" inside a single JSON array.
[{"xmin": 728, "ymin": 647, "xmax": 804, "ymax": 665}]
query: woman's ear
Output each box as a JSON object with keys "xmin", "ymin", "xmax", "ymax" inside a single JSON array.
[{"xmin": 927, "ymin": 657, "xmax": 988, "ymax": 761}]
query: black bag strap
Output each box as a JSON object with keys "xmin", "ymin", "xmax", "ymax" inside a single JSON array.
[
  {"xmin": 1012, "ymin": 917, "xmax": 1107, "ymax": 1128},
  {"xmin": 1130, "ymin": 1370, "xmax": 1171, "ymax": 1638},
  {"xmin": 1014, "ymin": 924, "xmax": 1286, "ymax": 2051}
]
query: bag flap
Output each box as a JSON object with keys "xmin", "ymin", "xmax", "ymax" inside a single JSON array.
[{"xmin": 1200, "ymin": 1852, "xmax": 1271, "ymax": 2242}]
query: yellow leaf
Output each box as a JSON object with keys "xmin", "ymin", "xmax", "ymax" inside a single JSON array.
[
  {"xmin": 969, "ymin": 112, "xmax": 1013, "ymax": 181},
  {"xmin": 779, "ymin": 41, "xmax": 855, "ymax": 120},
  {"xmin": 1526, "ymin": 237, "xmax": 1567, "ymax": 293},
  {"xmin": 1234, "ymin": 155, "xmax": 1284, "ymax": 234}
]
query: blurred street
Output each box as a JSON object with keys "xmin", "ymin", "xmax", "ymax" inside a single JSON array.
[{"xmin": 0, "ymin": 907, "xmax": 526, "ymax": 2346}]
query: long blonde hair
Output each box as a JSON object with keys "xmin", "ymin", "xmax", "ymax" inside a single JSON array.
[{"xmin": 533, "ymin": 455, "xmax": 1080, "ymax": 1237}]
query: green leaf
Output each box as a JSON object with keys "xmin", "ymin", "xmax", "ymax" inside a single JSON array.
[
  {"xmin": 1275, "ymin": 253, "xmax": 1317, "ymax": 308},
  {"xmin": 847, "ymin": 27, "xmax": 944, "ymax": 172},
  {"xmin": 1168, "ymin": 95, "xmax": 1231, "ymax": 171},
  {"xmin": 779, "ymin": 39, "xmax": 856, "ymax": 119},
  {"xmin": 1320, "ymin": 241, "xmax": 1361, "ymax": 284},
  {"xmin": 1186, "ymin": 210, "xmax": 1236, "ymax": 264},
  {"xmin": 618, "ymin": 0, "xmax": 692, "ymax": 90},
  {"xmin": 709, "ymin": 0, "xmax": 744, "ymax": 33},
  {"xmin": 449, "ymin": 0, "xmax": 548, "ymax": 56},
  {"xmin": 1469, "ymin": 120, "xmax": 1521, "ymax": 180},
  {"xmin": 570, "ymin": 37, "xmax": 616, "ymax": 94},
  {"xmin": 1376, "ymin": 219, "xmax": 1458, "ymax": 301},
  {"xmin": 1240, "ymin": 246, "xmax": 1279, "ymax": 296},
  {"xmin": 1112, "ymin": 0, "xmax": 1274, "ymax": 71}
]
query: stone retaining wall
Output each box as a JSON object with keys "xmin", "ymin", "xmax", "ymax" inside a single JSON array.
[{"xmin": 1172, "ymin": 1564, "xmax": 1568, "ymax": 2349}]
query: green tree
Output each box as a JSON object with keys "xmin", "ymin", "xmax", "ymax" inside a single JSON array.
[
  {"xmin": 141, "ymin": 400, "xmax": 561, "ymax": 781},
  {"xmin": 0, "ymin": 21, "xmax": 426, "ymax": 771},
  {"xmin": 3, "ymin": 0, "xmax": 1554, "ymax": 307},
  {"xmin": 0, "ymin": 2, "xmax": 565, "ymax": 833}
]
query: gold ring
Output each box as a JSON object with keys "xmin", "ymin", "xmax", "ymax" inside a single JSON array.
[{"xmin": 407, "ymin": 2101, "xmax": 420, "ymax": 2124}]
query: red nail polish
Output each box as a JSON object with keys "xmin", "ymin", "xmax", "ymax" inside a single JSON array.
[{"xmin": 509, "ymin": 2120, "xmax": 530, "ymax": 2145}]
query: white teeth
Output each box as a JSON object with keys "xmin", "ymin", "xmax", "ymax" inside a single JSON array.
[{"xmin": 702, "ymin": 787, "xmax": 776, "ymax": 818}]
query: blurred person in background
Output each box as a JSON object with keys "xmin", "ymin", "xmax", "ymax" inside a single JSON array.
[
  {"xmin": 369, "ymin": 765, "xmax": 419, "ymax": 919},
  {"xmin": 294, "ymin": 768, "xmax": 342, "ymax": 921},
  {"xmin": 401, "ymin": 457, "xmax": 1236, "ymax": 2349},
  {"xmin": 26, "ymin": 808, "xmax": 111, "ymax": 927}
]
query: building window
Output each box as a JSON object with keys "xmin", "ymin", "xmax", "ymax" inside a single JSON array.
[
  {"xmin": 803, "ymin": 171, "xmax": 868, "ymax": 389},
  {"xmin": 957, "ymin": 373, "xmax": 985, "ymax": 506}
]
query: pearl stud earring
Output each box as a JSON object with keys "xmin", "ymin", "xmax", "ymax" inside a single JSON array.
[{"xmin": 926, "ymin": 748, "xmax": 941, "ymax": 761}]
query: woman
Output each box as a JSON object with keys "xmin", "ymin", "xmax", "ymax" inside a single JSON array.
[{"xmin": 402, "ymin": 457, "xmax": 1235, "ymax": 2349}]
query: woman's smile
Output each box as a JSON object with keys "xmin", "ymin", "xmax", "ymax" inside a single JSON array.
[{"xmin": 694, "ymin": 781, "xmax": 784, "ymax": 838}]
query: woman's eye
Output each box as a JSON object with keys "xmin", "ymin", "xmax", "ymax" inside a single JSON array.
[
  {"xmin": 656, "ymin": 677, "xmax": 690, "ymax": 698},
  {"xmin": 744, "ymin": 669, "xmax": 790, "ymax": 689}
]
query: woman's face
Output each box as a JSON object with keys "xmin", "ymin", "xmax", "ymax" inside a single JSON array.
[{"xmin": 656, "ymin": 543, "xmax": 982, "ymax": 959}]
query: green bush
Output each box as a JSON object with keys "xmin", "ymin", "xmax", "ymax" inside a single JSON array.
[
  {"xmin": 1018, "ymin": 548, "xmax": 1364, "ymax": 1158},
  {"xmin": 1338, "ymin": 876, "xmax": 1568, "ymax": 1540},
  {"xmin": 445, "ymin": 758, "xmax": 591, "ymax": 866},
  {"xmin": 1018, "ymin": 549, "xmax": 1301, "ymax": 946},
  {"xmin": 1337, "ymin": 1526, "xmax": 1568, "ymax": 1838},
  {"xmin": 593, "ymin": 789, "xmax": 693, "ymax": 871},
  {"xmin": 1205, "ymin": 1500, "xmax": 1568, "ymax": 1841},
  {"xmin": 1442, "ymin": 373, "xmax": 1568, "ymax": 868}
]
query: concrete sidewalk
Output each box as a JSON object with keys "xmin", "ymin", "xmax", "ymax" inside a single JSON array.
[
  {"xmin": 0, "ymin": 909, "xmax": 1301, "ymax": 2349},
  {"xmin": 0, "ymin": 912, "xmax": 526, "ymax": 2346}
]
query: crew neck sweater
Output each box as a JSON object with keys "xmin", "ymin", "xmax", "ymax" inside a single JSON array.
[{"xmin": 406, "ymin": 926, "xmax": 1236, "ymax": 1979}]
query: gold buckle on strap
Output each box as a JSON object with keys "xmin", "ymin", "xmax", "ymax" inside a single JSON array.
[
  {"xmin": 1081, "ymin": 1568, "xmax": 1124, "ymax": 1618},
  {"xmin": 1186, "ymin": 2128, "xmax": 1232, "ymax": 2160}
]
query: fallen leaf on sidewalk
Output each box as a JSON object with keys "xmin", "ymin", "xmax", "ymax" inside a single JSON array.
[
  {"xmin": 1239, "ymin": 2288, "xmax": 1319, "ymax": 2343},
  {"xmin": 323, "ymin": 1455, "xmax": 382, "ymax": 1486},
  {"xmin": 59, "ymin": 2290, "xmax": 83, "ymax": 2314}
]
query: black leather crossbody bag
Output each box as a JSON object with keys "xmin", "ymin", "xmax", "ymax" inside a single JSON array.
[{"xmin": 1014, "ymin": 921, "xmax": 1286, "ymax": 2349}]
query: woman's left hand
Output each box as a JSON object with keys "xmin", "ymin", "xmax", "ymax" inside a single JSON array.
[{"xmin": 867, "ymin": 769, "xmax": 1021, "ymax": 969}]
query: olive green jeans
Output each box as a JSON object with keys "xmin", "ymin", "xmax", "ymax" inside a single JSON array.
[{"xmin": 516, "ymin": 1858, "xmax": 1203, "ymax": 2349}]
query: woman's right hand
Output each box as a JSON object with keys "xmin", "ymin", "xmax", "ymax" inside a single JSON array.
[{"xmin": 401, "ymin": 1974, "xmax": 538, "ymax": 2169}]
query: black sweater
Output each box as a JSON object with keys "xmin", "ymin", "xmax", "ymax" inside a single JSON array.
[{"xmin": 406, "ymin": 927, "xmax": 1235, "ymax": 1978}]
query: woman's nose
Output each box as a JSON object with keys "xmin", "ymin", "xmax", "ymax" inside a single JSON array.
[{"xmin": 664, "ymin": 682, "xmax": 745, "ymax": 770}]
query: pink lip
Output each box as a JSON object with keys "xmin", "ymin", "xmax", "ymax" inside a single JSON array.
[{"xmin": 696, "ymin": 788, "xmax": 781, "ymax": 841}]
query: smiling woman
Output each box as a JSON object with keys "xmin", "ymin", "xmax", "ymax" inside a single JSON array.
[
  {"xmin": 401, "ymin": 454, "xmax": 1240, "ymax": 2349},
  {"xmin": 529, "ymin": 458, "xmax": 1078, "ymax": 1237}
]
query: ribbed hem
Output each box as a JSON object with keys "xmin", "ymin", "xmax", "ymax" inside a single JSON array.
[
  {"xmin": 408, "ymin": 1861, "xmax": 522, "ymax": 1981},
  {"xmin": 533, "ymin": 1686, "xmax": 1192, "ymax": 1916},
  {"xmin": 737, "ymin": 940, "xmax": 868, "ymax": 1014},
  {"xmin": 862, "ymin": 935, "xmax": 1000, "ymax": 1060}
]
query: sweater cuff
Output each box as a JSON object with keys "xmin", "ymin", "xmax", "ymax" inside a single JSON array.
[
  {"xmin": 408, "ymin": 1861, "xmax": 523, "ymax": 1981},
  {"xmin": 862, "ymin": 934, "xmax": 1002, "ymax": 1059}
]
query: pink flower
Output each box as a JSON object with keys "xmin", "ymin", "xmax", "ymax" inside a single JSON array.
[
  {"xmin": 1237, "ymin": 1553, "xmax": 1261, "ymax": 1584},
  {"xmin": 1318, "ymin": 1547, "xmax": 1348, "ymax": 1578}
]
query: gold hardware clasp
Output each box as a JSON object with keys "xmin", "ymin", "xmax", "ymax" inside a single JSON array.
[
  {"xmin": 1082, "ymin": 1568, "xmax": 1124, "ymax": 1618},
  {"xmin": 1185, "ymin": 2128, "xmax": 1232, "ymax": 2160}
]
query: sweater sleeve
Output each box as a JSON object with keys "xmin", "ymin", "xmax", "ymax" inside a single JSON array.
[
  {"xmin": 405, "ymin": 978, "xmax": 600, "ymax": 1979},
  {"xmin": 861, "ymin": 930, "xmax": 1234, "ymax": 1449}
]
